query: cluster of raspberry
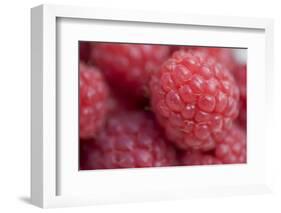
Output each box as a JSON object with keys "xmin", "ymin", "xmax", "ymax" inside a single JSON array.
[{"xmin": 79, "ymin": 42, "xmax": 247, "ymax": 170}]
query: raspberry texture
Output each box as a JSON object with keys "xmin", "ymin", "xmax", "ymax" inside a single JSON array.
[
  {"xmin": 91, "ymin": 43, "xmax": 170, "ymax": 99},
  {"xmin": 79, "ymin": 63, "xmax": 109, "ymax": 139},
  {"xmin": 233, "ymin": 64, "xmax": 247, "ymax": 129},
  {"xmin": 170, "ymin": 46, "xmax": 237, "ymax": 72},
  {"xmin": 215, "ymin": 124, "xmax": 246, "ymax": 164},
  {"xmin": 149, "ymin": 49, "xmax": 240, "ymax": 151},
  {"xmin": 79, "ymin": 111, "xmax": 177, "ymax": 169},
  {"xmin": 180, "ymin": 125, "xmax": 246, "ymax": 165},
  {"xmin": 198, "ymin": 47, "xmax": 237, "ymax": 72}
]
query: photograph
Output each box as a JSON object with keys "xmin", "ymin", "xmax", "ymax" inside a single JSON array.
[
  {"xmin": 79, "ymin": 42, "xmax": 247, "ymax": 170},
  {"xmin": 29, "ymin": 4, "xmax": 275, "ymax": 208}
]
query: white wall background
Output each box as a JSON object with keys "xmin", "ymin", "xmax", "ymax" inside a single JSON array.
[{"xmin": 0, "ymin": 0, "xmax": 280, "ymax": 212}]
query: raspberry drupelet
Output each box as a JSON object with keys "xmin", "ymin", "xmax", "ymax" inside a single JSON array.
[
  {"xmin": 79, "ymin": 111, "xmax": 177, "ymax": 170},
  {"xmin": 91, "ymin": 43, "xmax": 170, "ymax": 100},
  {"xmin": 79, "ymin": 63, "xmax": 110, "ymax": 139},
  {"xmin": 149, "ymin": 49, "xmax": 240, "ymax": 151}
]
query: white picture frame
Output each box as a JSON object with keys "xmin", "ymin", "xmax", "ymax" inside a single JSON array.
[{"xmin": 31, "ymin": 4, "xmax": 274, "ymax": 208}]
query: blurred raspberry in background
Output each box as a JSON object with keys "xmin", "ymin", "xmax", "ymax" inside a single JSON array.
[{"xmin": 90, "ymin": 43, "xmax": 170, "ymax": 102}]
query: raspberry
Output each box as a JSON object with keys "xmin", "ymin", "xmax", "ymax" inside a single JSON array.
[
  {"xmin": 79, "ymin": 41, "xmax": 91, "ymax": 63},
  {"xmin": 170, "ymin": 46, "xmax": 237, "ymax": 72},
  {"xmin": 91, "ymin": 43, "xmax": 170, "ymax": 99},
  {"xmin": 149, "ymin": 49, "xmax": 240, "ymax": 151},
  {"xmin": 201, "ymin": 47, "xmax": 237, "ymax": 72},
  {"xmin": 233, "ymin": 64, "xmax": 247, "ymax": 129},
  {"xmin": 215, "ymin": 124, "xmax": 246, "ymax": 164},
  {"xmin": 180, "ymin": 125, "xmax": 246, "ymax": 165},
  {"xmin": 79, "ymin": 111, "xmax": 177, "ymax": 169},
  {"xmin": 79, "ymin": 63, "xmax": 109, "ymax": 139},
  {"xmin": 180, "ymin": 150, "xmax": 222, "ymax": 166}
]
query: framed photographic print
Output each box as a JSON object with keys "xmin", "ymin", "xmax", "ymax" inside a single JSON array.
[{"xmin": 31, "ymin": 4, "xmax": 274, "ymax": 208}]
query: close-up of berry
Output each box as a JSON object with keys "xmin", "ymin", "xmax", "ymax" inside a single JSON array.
[
  {"xmin": 233, "ymin": 64, "xmax": 247, "ymax": 129},
  {"xmin": 170, "ymin": 46, "xmax": 237, "ymax": 72},
  {"xmin": 79, "ymin": 63, "xmax": 110, "ymax": 139},
  {"xmin": 180, "ymin": 125, "xmax": 246, "ymax": 166},
  {"xmin": 79, "ymin": 111, "xmax": 177, "ymax": 170},
  {"xmin": 200, "ymin": 47, "xmax": 237, "ymax": 72},
  {"xmin": 214, "ymin": 124, "xmax": 246, "ymax": 164},
  {"xmin": 149, "ymin": 49, "xmax": 240, "ymax": 151},
  {"xmin": 91, "ymin": 43, "xmax": 170, "ymax": 99},
  {"xmin": 180, "ymin": 149, "xmax": 222, "ymax": 166}
]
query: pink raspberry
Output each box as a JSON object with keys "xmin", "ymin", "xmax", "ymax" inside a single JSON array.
[
  {"xmin": 170, "ymin": 46, "xmax": 237, "ymax": 72},
  {"xmin": 91, "ymin": 43, "xmax": 170, "ymax": 99},
  {"xmin": 200, "ymin": 47, "xmax": 237, "ymax": 72},
  {"xmin": 79, "ymin": 63, "xmax": 109, "ymax": 139},
  {"xmin": 215, "ymin": 125, "xmax": 246, "ymax": 164},
  {"xmin": 149, "ymin": 49, "xmax": 240, "ymax": 151},
  {"xmin": 180, "ymin": 125, "xmax": 246, "ymax": 165},
  {"xmin": 79, "ymin": 111, "xmax": 177, "ymax": 170}
]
